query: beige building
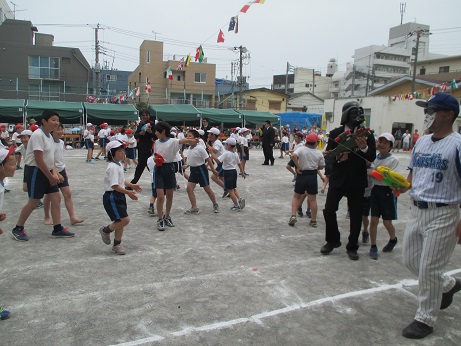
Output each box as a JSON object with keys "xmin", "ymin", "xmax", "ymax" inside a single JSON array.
[
  {"xmin": 129, "ymin": 40, "xmax": 216, "ymax": 107},
  {"xmin": 221, "ymin": 88, "xmax": 287, "ymax": 113},
  {"xmin": 414, "ymin": 54, "xmax": 461, "ymax": 76}
]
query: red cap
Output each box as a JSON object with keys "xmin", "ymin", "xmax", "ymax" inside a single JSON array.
[
  {"xmin": 125, "ymin": 129, "xmax": 133, "ymax": 134},
  {"xmin": 15, "ymin": 123, "xmax": 23, "ymax": 129},
  {"xmin": 110, "ymin": 130, "xmax": 115, "ymax": 135},
  {"xmin": 306, "ymin": 132, "xmax": 319, "ymax": 143},
  {"xmin": 29, "ymin": 124, "xmax": 39, "ymax": 132}
]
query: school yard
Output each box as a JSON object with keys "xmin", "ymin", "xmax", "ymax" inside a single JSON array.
[{"xmin": 1, "ymin": 147, "xmax": 460, "ymax": 346}]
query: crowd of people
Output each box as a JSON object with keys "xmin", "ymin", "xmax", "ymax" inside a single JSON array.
[{"xmin": 1, "ymin": 94, "xmax": 461, "ymax": 340}]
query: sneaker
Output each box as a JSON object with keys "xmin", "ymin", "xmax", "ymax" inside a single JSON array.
[
  {"xmin": 292, "ymin": 174, "xmax": 297, "ymax": 182},
  {"xmin": 222, "ymin": 190, "xmax": 230, "ymax": 198},
  {"xmin": 288, "ymin": 215, "xmax": 297, "ymax": 226},
  {"xmin": 440, "ymin": 278, "xmax": 461, "ymax": 310},
  {"xmin": 306, "ymin": 209, "xmax": 312, "ymax": 218},
  {"xmin": 382, "ymin": 237, "xmax": 398, "ymax": 252},
  {"xmin": 4, "ymin": 188, "xmax": 10, "ymax": 193},
  {"xmin": 0, "ymin": 307, "xmax": 10, "ymax": 320},
  {"xmin": 402, "ymin": 320, "xmax": 433, "ymax": 339},
  {"xmin": 369, "ymin": 246, "xmax": 379, "ymax": 260},
  {"xmin": 238, "ymin": 197, "xmax": 245, "ymax": 210},
  {"xmin": 36, "ymin": 201, "xmax": 44, "ymax": 209},
  {"xmin": 230, "ymin": 205, "xmax": 241, "ymax": 212},
  {"xmin": 184, "ymin": 208, "xmax": 200, "ymax": 215},
  {"xmin": 297, "ymin": 206, "xmax": 303, "ymax": 217},
  {"xmin": 94, "ymin": 157, "xmax": 101, "ymax": 160},
  {"xmin": 51, "ymin": 227, "xmax": 75, "ymax": 238},
  {"xmin": 99, "ymin": 226, "xmax": 111, "ymax": 245},
  {"xmin": 213, "ymin": 204, "xmax": 219, "ymax": 213},
  {"xmin": 12, "ymin": 227, "xmax": 28, "ymax": 241},
  {"xmin": 147, "ymin": 206, "xmax": 157, "ymax": 216},
  {"xmin": 163, "ymin": 215, "xmax": 175, "ymax": 227},
  {"xmin": 124, "ymin": 168, "xmax": 127, "ymax": 172},
  {"xmin": 362, "ymin": 231, "xmax": 370, "ymax": 244},
  {"xmin": 309, "ymin": 220, "xmax": 317, "ymax": 228},
  {"xmin": 157, "ymin": 218, "xmax": 166, "ymax": 231},
  {"xmin": 89, "ymin": 160, "xmax": 96, "ymax": 164},
  {"xmin": 112, "ymin": 244, "xmax": 126, "ymax": 255}
]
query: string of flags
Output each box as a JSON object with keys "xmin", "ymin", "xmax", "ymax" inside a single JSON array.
[
  {"xmin": 392, "ymin": 79, "xmax": 459, "ymax": 101},
  {"xmin": 86, "ymin": 94, "xmax": 129, "ymax": 104}
]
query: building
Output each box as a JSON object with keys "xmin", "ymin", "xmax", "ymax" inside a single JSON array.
[
  {"xmin": 128, "ymin": 40, "xmax": 216, "ymax": 107},
  {"xmin": 414, "ymin": 54, "xmax": 461, "ymax": 76},
  {"xmin": 94, "ymin": 69, "xmax": 131, "ymax": 103},
  {"xmin": 286, "ymin": 92, "xmax": 324, "ymax": 114},
  {"xmin": 0, "ymin": 19, "xmax": 93, "ymax": 101},
  {"xmin": 220, "ymin": 88, "xmax": 287, "ymax": 113},
  {"xmin": 0, "ymin": 0, "xmax": 13, "ymax": 24}
]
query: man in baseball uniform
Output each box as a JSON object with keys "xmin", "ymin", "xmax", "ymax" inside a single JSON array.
[{"xmin": 399, "ymin": 93, "xmax": 461, "ymax": 339}]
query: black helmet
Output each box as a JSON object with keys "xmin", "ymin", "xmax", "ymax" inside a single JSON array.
[{"xmin": 340, "ymin": 101, "xmax": 364, "ymax": 126}]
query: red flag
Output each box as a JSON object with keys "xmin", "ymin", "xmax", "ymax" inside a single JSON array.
[
  {"xmin": 240, "ymin": 4, "xmax": 250, "ymax": 13},
  {"xmin": 217, "ymin": 29, "xmax": 225, "ymax": 43},
  {"xmin": 145, "ymin": 81, "xmax": 152, "ymax": 93}
]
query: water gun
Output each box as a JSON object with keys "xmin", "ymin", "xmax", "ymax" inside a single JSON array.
[
  {"xmin": 324, "ymin": 125, "xmax": 373, "ymax": 157},
  {"xmin": 154, "ymin": 153, "xmax": 164, "ymax": 166},
  {"xmin": 141, "ymin": 123, "xmax": 151, "ymax": 131},
  {"xmin": 371, "ymin": 166, "xmax": 410, "ymax": 196}
]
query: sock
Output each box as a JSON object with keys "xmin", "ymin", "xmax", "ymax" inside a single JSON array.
[
  {"xmin": 149, "ymin": 203, "xmax": 154, "ymax": 208},
  {"xmin": 53, "ymin": 224, "xmax": 62, "ymax": 232},
  {"xmin": 371, "ymin": 244, "xmax": 377, "ymax": 249},
  {"xmin": 390, "ymin": 237, "xmax": 397, "ymax": 243},
  {"xmin": 114, "ymin": 240, "xmax": 121, "ymax": 246},
  {"xmin": 103, "ymin": 225, "xmax": 112, "ymax": 233},
  {"xmin": 14, "ymin": 225, "xmax": 24, "ymax": 231}
]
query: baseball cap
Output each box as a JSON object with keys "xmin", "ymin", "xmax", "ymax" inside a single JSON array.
[
  {"xmin": 223, "ymin": 137, "xmax": 236, "ymax": 146},
  {"xmin": 15, "ymin": 123, "xmax": 23, "ymax": 129},
  {"xmin": 294, "ymin": 131, "xmax": 304, "ymax": 138},
  {"xmin": 86, "ymin": 122, "xmax": 93, "ymax": 127},
  {"xmin": 415, "ymin": 93, "xmax": 460, "ymax": 117},
  {"xmin": 106, "ymin": 140, "xmax": 123, "ymax": 152},
  {"xmin": 100, "ymin": 123, "xmax": 107, "ymax": 128},
  {"xmin": 305, "ymin": 132, "xmax": 319, "ymax": 143},
  {"xmin": 236, "ymin": 127, "xmax": 241, "ymax": 131},
  {"xmin": 239, "ymin": 127, "xmax": 248, "ymax": 133},
  {"xmin": 0, "ymin": 124, "xmax": 6, "ymax": 128},
  {"xmin": 378, "ymin": 132, "xmax": 395, "ymax": 146},
  {"xmin": 197, "ymin": 129, "xmax": 205, "ymax": 136},
  {"xmin": 0, "ymin": 146, "xmax": 15, "ymax": 163},
  {"xmin": 18, "ymin": 129, "xmax": 33, "ymax": 137},
  {"xmin": 29, "ymin": 124, "xmax": 39, "ymax": 132},
  {"xmin": 125, "ymin": 129, "xmax": 133, "ymax": 134},
  {"xmin": 207, "ymin": 127, "xmax": 220, "ymax": 136}
]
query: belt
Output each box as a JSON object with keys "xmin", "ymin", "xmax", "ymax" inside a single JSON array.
[{"xmin": 413, "ymin": 200, "xmax": 448, "ymax": 209}]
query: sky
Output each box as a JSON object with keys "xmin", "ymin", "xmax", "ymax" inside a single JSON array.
[{"xmin": 8, "ymin": 0, "xmax": 461, "ymax": 89}]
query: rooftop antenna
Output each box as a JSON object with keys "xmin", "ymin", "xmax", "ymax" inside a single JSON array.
[
  {"xmin": 10, "ymin": 1, "xmax": 27, "ymax": 19},
  {"xmin": 400, "ymin": 2, "xmax": 406, "ymax": 25}
]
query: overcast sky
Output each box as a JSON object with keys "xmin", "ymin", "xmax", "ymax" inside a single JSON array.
[{"xmin": 10, "ymin": 0, "xmax": 461, "ymax": 88}]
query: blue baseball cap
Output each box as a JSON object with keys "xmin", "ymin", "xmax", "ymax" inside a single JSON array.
[{"xmin": 415, "ymin": 93, "xmax": 460, "ymax": 117}]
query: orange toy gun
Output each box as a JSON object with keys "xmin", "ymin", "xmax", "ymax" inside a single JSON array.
[
  {"xmin": 324, "ymin": 125, "xmax": 373, "ymax": 157},
  {"xmin": 371, "ymin": 166, "xmax": 410, "ymax": 196},
  {"xmin": 154, "ymin": 153, "xmax": 164, "ymax": 166}
]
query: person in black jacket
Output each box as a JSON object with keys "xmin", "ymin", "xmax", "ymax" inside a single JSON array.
[
  {"xmin": 129, "ymin": 109, "xmax": 156, "ymax": 186},
  {"xmin": 201, "ymin": 118, "xmax": 212, "ymax": 143},
  {"xmin": 321, "ymin": 101, "xmax": 376, "ymax": 260},
  {"xmin": 261, "ymin": 120, "xmax": 276, "ymax": 165}
]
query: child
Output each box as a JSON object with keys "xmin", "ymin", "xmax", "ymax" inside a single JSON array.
[
  {"xmin": 288, "ymin": 132, "xmax": 325, "ymax": 228},
  {"xmin": 123, "ymin": 129, "xmax": 138, "ymax": 171},
  {"xmin": 206, "ymin": 127, "xmax": 227, "ymax": 197},
  {"xmin": 12, "ymin": 123, "xmax": 24, "ymax": 169},
  {"xmin": 146, "ymin": 146, "xmax": 158, "ymax": 216},
  {"xmin": 153, "ymin": 121, "xmax": 198, "ymax": 231},
  {"xmin": 183, "ymin": 130, "xmax": 219, "ymax": 214},
  {"xmin": 0, "ymin": 146, "xmax": 16, "ymax": 319},
  {"xmin": 99, "ymin": 140, "xmax": 141, "ymax": 255},
  {"xmin": 279, "ymin": 131, "xmax": 289, "ymax": 158},
  {"xmin": 12, "ymin": 110, "xmax": 74, "ymax": 241},
  {"xmin": 94, "ymin": 123, "xmax": 108, "ymax": 160},
  {"xmin": 0, "ymin": 125, "xmax": 9, "ymax": 147},
  {"xmin": 369, "ymin": 133, "xmax": 399, "ymax": 260},
  {"xmin": 210, "ymin": 137, "xmax": 246, "ymax": 211},
  {"xmin": 361, "ymin": 162, "xmax": 374, "ymax": 244},
  {"xmin": 43, "ymin": 123, "xmax": 84, "ymax": 226},
  {"xmin": 286, "ymin": 132, "xmax": 305, "ymax": 182},
  {"xmin": 238, "ymin": 128, "xmax": 250, "ymax": 175},
  {"xmin": 83, "ymin": 123, "xmax": 95, "ymax": 164}
]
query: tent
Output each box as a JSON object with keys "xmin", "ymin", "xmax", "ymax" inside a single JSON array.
[
  {"xmin": 235, "ymin": 110, "xmax": 280, "ymax": 127},
  {"xmin": 84, "ymin": 103, "xmax": 139, "ymax": 125},
  {"xmin": 26, "ymin": 100, "xmax": 84, "ymax": 124},
  {"xmin": 277, "ymin": 112, "xmax": 322, "ymax": 131},
  {"xmin": 196, "ymin": 108, "xmax": 242, "ymax": 126},
  {"xmin": 149, "ymin": 104, "xmax": 201, "ymax": 125},
  {"xmin": 0, "ymin": 99, "xmax": 25, "ymax": 123}
]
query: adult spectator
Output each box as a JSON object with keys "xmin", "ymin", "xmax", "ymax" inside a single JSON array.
[
  {"xmin": 393, "ymin": 128, "xmax": 402, "ymax": 152},
  {"xmin": 260, "ymin": 120, "xmax": 275, "ymax": 165},
  {"xmin": 201, "ymin": 118, "xmax": 212, "ymax": 143},
  {"xmin": 411, "ymin": 129, "xmax": 420, "ymax": 149}
]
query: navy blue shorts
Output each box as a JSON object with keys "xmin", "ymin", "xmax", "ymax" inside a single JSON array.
[
  {"xmin": 223, "ymin": 169, "xmax": 237, "ymax": 190},
  {"xmin": 216, "ymin": 163, "xmax": 224, "ymax": 177},
  {"xmin": 103, "ymin": 191, "xmax": 128, "ymax": 221},
  {"xmin": 370, "ymin": 185, "xmax": 397, "ymax": 220},
  {"xmin": 25, "ymin": 165, "xmax": 59, "ymax": 199},
  {"xmin": 125, "ymin": 147, "xmax": 137, "ymax": 160},
  {"xmin": 174, "ymin": 160, "xmax": 184, "ymax": 174},
  {"xmin": 84, "ymin": 139, "xmax": 94, "ymax": 150},
  {"xmin": 294, "ymin": 170, "xmax": 318, "ymax": 195},
  {"xmin": 151, "ymin": 183, "xmax": 158, "ymax": 198},
  {"xmin": 57, "ymin": 169, "xmax": 70, "ymax": 188},
  {"xmin": 281, "ymin": 143, "xmax": 289, "ymax": 151},
  {"xmin": 153, "ymin": 162, "xmax": 176, "ymax": 190},
  {"xmin": 188, "ymin": 164, "xmax": 210, "ymax": 187},
  {"xmin": 240, "ymin": 147, "xmax": 249, "ymax": 161},
  {"xmin": 362, "ymin": 196, "xmax": 371, "ymax": 216},
  {"xmin": 287, "ymin": 159, "xmax": 295, "ymax": 167},
  {"xmin": 99, "ymin": 138, "xmax": 107, "ymax": 149}
]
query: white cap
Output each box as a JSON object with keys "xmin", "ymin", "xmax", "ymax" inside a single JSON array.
[
  {"xmin": 239, "ymin": 127, "xmax": 248, "ymax": 133},
  {"xmin": 197, "ymin": 129, "xmax": 205, "ymax": 136},
  {"xmin": 207, "ymin": 127, "xmax": 220, "ymax": 136},
  {"xmin": 86, "ymin": 123, "xmax": 93, "ymax": 127},
  {"xmin": 378, "ymin": 132, "xmax": 395, "ymax": 146},
  {"xmin": 18, "ymin": 129, "xmax": 33, "ymax": 137},
  {"xmin": 106, "ymin": 140, "xmax": 123, "ymax": 152},
  {"xmin": 0, "ymin": 146, "xmax": 15, "ymax": 163},
  {"xmin": 224, "ymin": 137, "xmax": 236, "ymax": 146},
  {"xmin": 171, "ymin": 127, "xmax": 178, "ymax": 132}
]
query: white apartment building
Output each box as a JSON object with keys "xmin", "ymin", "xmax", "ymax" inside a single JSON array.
[{"xmin": 0, "ymin": 0, "xmax": 13, "ymax": 24}]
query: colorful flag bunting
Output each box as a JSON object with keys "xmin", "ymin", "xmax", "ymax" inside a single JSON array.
[
  {"xmin": 217, "ymin": 29, "xmax": 225, "ymax": 43},
  {"xmin": 185, "ymin": 54, "xmax": 191, "ymax": 67},
  {"xmin": 135, "ymin": 87, "xmax": 141, "ymax": 97},
  {"xmin": 195, "ymin": 46, "xmax": 205, "ymax": 62},
  {"xmin": 253, "ymin": 0, "xmax": 265, "ymax": 3},
  {"xmin": 177, "ymin": 58, "xmax": 185, "ymax": 70},
  {"xmin": 228, "ymin": 17, "xmax": 236, "ymax": 31},
  {"xmin": 165, "ymin": 67, "xmax": 173, "ymax": 80},
  {"xmin": 145, "ymin": 81, "xmax": 152, "ymax": 93},
  {"xmin": 452, "ymin": 79, "xmax": 459, "ymax": 89},
  {"xmin": 240, "ymin": 4, "xmax": 251, "ymax": 13}
]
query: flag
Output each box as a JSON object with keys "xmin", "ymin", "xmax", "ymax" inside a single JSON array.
[
  {"xmin": 165, "ymin": 67, "xmax": 173, "ymax": 80},
  {"xmin": 217, "ymin": 29, "xmax": 225, "ymax": 43},
  {"xmin": 253, "ymin": 0, "xmax": 265, "ymax": 3},
  {"xmin": 177, "ymin": 58, "xmax": 185, "ymax": 70},
  {"xmin": 228, "ymin": 17, "xmax": 236, "ymax": 31},
  {"xmin": 145, "ymin": 81, "xmax": 151, "ymax": 93},
  {"xmin": 235, "ymin": 16, "xmax": 239, "ymax": 34},
  {"xmin": 240, "ymin": 4, "xmax": 251, "ymax": 13},
  {"xmin": 452, "ymin": 79, "xmax": 459, "ymax": 89},
  {"xmin": 185, "ymin": 54, "xmax": 191, "ymax": 67},
  {"xmin": 135, "ymin": 87, "xmax": 141, "ymax": 97},
  {"xmin": 195, "ymin": 46, "xmax": 204, "ymax": 63}
]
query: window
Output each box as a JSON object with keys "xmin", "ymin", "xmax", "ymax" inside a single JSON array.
[
  {"xmin": 269, "ymin": 101, "xmax": 281, "ymax": 111},
  {"xmin": 28, "ymin": 56, "xmax": 60, "ymax": 80},
  {"xmin": 363, "ymin": 108, "xmax": 371, "ymax": 127},
  {"xmin": 420, "ymin": 68, "xmax": 426, "ymax": 75},
  {"xmin": 439, "ymin": 66, "xmax": 449, "ymax": 73},
  {"xmin": 194, "ymin": 73, "xmax": 206, "ymax": 83},
  {"xmin": 106, "ymin": 74, "xmax": 117, "ymax": 82},
  {"xmin": 146, "ymin": 50, "xmax": 151, "ymax": 63},
  {"xmin": 177, "ymin": 75, "xmax": 181, "ymax": 81}
]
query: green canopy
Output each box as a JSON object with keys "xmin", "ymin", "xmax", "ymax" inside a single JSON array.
[
  {"xmin": 26, "ymin": 100, "xmax": 84, "ymax": 124},
  {"xmin": 196, "ymin": 108, "xmax": 243, "ymax": 126},
  {"xmin": 235, "ymin": 110, "xmax": 280, "ymax": 127},
  {"xmin": 85, "ymin": 103, "xmax": 139, "ymax": 125},
  {"xmin": 0, "ymin": 99, "xmax": 25, "ymax": 123},
  {"xmin": 149, "ymin": 104, "xmax": 201, "ymax": 124}
]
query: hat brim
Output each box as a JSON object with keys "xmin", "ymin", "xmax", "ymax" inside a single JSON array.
[{"xmin": 415, "ymin": 100, "xmax": 428, "ymax": 108}]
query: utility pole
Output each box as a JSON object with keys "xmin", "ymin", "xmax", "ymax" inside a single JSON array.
[
  {"xmin": 233, "ymin": 46, "xmax": 247, "ymax": 109},
  {"xmin": 400, "ymin": 2, "xmax": 406, "ymax": 25},
  {"xmin": 285, "ymin": 62, "xmax": 290, "ymax": 95},
  {"xmin": 95, "ymin": 24, "xmax": 101, "ymax": 97},
  {"xmin": 410, "ymin": 28, "xmax": 430, "ymax": 93}
]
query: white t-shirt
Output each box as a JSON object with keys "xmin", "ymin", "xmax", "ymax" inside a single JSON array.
[
  {"xmin": 292, "ymin": 141, "xmax": 304, "ymax": 151},
  {"xmin": 282, "ymin": 136, "xmax": 289, "ymax": 144},
  {"xmin": 53, "ymin": 139, "xmax": 66, "ymax": 172},
  {"xmin": 147, "ymin": 156, "xmax": 155, "ymax": 183},
  {"xmin": 115, "ymin": 133, "xmax": 127, "ymax": 142},
  {"xmin": 198, "ymin": 138, "xmax": 206, "ymax": 149},
  {"xmin": 0, "ymin": 130, "xmax": 9, "ymax": 140},
  {"xmin": 12, "ymin": 131, "xmax": 21, "ymax": 144},
  {"xmin": 15, "ymin": 144, "xmax": 27, "ymax": 156},
  {"xmin": 218, "ymin": 150, "xmax": 240, "ymax": 170},
  {"xmin": 212, "ymin": 139, "xmax": 225, "ymax": 157},
  {"xmin": 124, "ymin": 136, "xmax": 137, "ymax": 148},
  {"xmin": 24, "ymin": 129, "xmax": 55, "ymax": 170},
  {"xmin": 372, "ymin": 153, "xmax": 399, "ymax": 187},
  {"xmin": 104, "ymin": 161, "xmax": 124, "ymax": 191},
  {"xmin": 293, "ymin": 146, "xmax": 325, "ymax": 170},
  {"xmin": 83, "ymin": 129, "xmax": 93, "ymax": 141},
  {"xmin": 240, "ymin": 136, "xmax": 248, "ymax": 147},
  {"xmin": 402, "ymin": 133, "xmax": 411, "ymax": 144},
  {"xmin": 98, "ymin": 129, "xmax": 108, "ymax": 139},
  {"xmin": 154, "ymin": 138, "xmax": 181, "ymax": 163},
  {"xmin": 187, "ymin": 145, "xmax": 209, "ymax": 167}
]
